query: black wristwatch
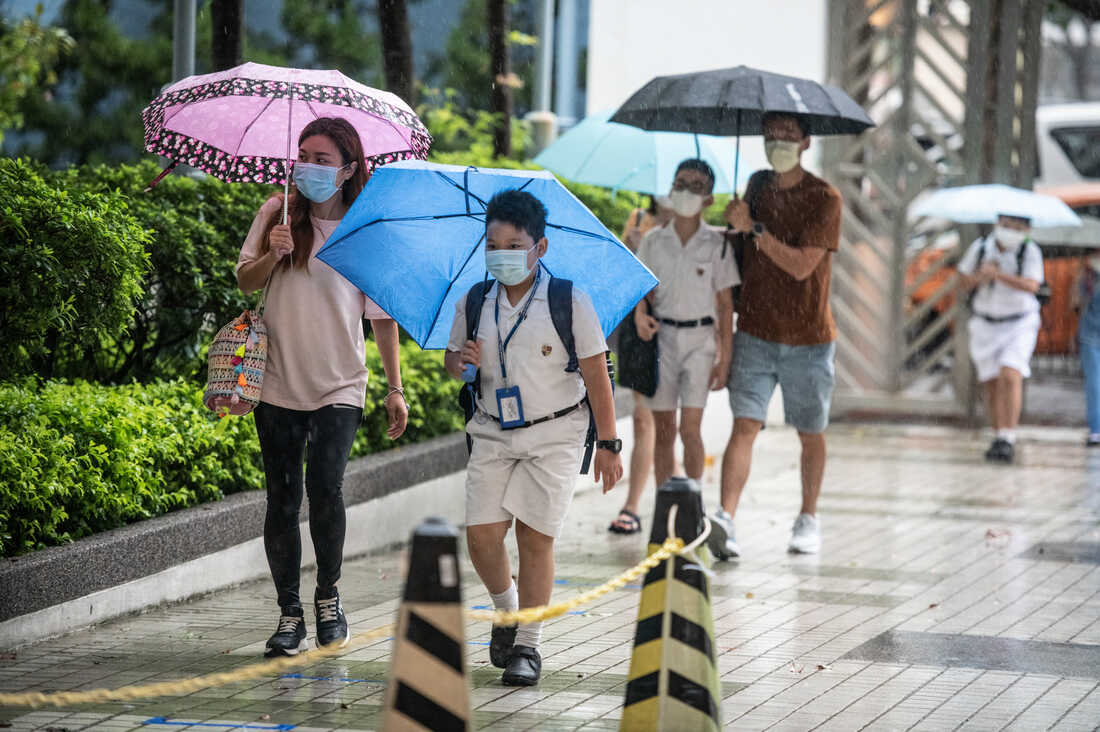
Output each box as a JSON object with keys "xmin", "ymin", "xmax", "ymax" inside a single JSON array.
[
  {"xmin": 751, "ymin": 221, "xmax": 767, "ymax": 237},
  {"xmin": 596, "ymin": 438, "xmax": 623, "ymax": 454}
]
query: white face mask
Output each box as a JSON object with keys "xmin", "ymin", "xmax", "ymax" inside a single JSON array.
[
  {"xmin": 994, "ymin": 225, "xmax": 1028, "ymax": 251},
  {"xmin": 485, "ymin": 248, "xmax": 534, "ymax": 286},
  {"xmin": 765, "ymin": 140, "xmax": 802, "ymax": 173},
  {"xmin": 669, "ymin": 189, "xmax": 705, "ymax": 218}
]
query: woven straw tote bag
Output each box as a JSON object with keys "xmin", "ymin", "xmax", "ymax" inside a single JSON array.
[{"xmin": 204, "ymin": 290, "xmax": 268, "ymax": 421}]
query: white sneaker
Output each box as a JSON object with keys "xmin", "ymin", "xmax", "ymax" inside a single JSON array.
[
  {"xmin": 707, "ymin": 509, "xmax": 741, "ymax": 560},
  {"xmin": 788, "ymin": 513, "xmax": 821, "ymax": 554}
]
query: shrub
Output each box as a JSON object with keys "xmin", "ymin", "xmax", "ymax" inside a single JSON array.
[
  {"xmin": 47, "ymin": 161, "xmax": 273, "ymax": 383},
  {"xmin": 0, "ymin": 379, "xmax": 263, "ymax": 557},
  {"xmin": 352, "ymin": 340, "xmax": 464, "ymax": 458},
  {"xmin": 0, "ymin": 158, "xmax": 151, "ymax": 379}
]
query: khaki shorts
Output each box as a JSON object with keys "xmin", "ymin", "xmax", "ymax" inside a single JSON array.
[
  {"xmin": 640, "ymin": 324, "xmax": 716, "ymax": 412},
  {"xmin": 464, "ymin": 404, "xmax": 590, "ymax": 539}
]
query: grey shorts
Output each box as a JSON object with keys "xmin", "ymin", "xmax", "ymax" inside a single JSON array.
[{"xmin": 727, "ymin": 331, "xmax": 836, "ymax": 434}]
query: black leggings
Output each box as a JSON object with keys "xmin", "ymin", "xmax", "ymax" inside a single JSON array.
[{"xmin": 254, "ymin": 401, "xmax": 362, "ymax": 609}]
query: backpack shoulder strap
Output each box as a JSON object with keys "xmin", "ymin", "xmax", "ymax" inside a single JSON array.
[
  {"xmin": 465, "ymin": 279, "xmax": 493, "ymax": 342},
  {"xmin": 547, "ymin": 277, "xmax": 579, "ymax": 373},
  {"xmin": 745, "ymin": 170, "xmax": 776, "ymax": 219}
]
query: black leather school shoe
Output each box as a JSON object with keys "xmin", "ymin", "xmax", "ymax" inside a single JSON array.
[
  {"xmin": 490, "ymin": 624, "xmax": 517, "ymax": 668},
  {"xmin": 501, "ymin": 644, "xmax": 541, "ymax": 686}
]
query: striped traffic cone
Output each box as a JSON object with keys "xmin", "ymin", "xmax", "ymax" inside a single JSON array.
[
  {"xmin": 620, "ymin": 477, "xmax": 721, "ymax": 732},
  {"xmin": 382, "ymin": 517, "xmax": 470, "ymax": 732}
]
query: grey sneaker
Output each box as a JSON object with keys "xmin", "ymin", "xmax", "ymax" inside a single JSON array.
[
  {"xmin": 707, "ymin": 509, "xmax": 741, "ymax": 560},
  {"xmin": 788, "ymin": 513, "xmax": 821, "ymax": 554}
]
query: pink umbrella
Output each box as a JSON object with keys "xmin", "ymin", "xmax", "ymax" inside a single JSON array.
[{"xmin": 141, "ymin": 62, "xmax": 432, "ymax": 220}]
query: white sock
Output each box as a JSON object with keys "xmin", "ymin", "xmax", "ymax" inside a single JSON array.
[
  {"xmin": 489, "ymin": 582, "xmax": 518, "ymax": 614},
  {"xmin": 996, "ymin": 429, "xmax": 1017, "ymax": 444},
  {"xmin": 515, "ymin": 621, "xmax": 542, "ymax": 650}
]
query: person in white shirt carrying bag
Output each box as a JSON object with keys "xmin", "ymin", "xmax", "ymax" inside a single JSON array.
[{"xmin": 957, "ymin": 214, "xmax": 1045, "ymax": 463}]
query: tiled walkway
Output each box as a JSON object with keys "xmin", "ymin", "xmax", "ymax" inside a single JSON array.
[{"xmin": 2, "ymin": 400, "xmax": 1099, "ymax": 730}]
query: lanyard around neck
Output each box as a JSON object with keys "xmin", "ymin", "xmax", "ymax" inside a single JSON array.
[{"xmin": 494, "ymin": 266, "xmax": 542, "ymax": 382}]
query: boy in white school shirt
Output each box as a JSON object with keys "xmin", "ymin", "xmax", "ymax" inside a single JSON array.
[
  {"xmin": 957, "ymin": 214, "xmax": 1044, "ymax": 464},
  {"xmin": 626, "ymin": 159, "xmax": 738, "ymax": 502},
  {"xmin": 444, "ymin": 190, "xmax": 623, "ymax": 686}
]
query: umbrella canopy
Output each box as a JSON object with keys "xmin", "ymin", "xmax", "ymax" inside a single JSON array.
[
  {"xmin": 910, "ymin": 184, "xmax": 1083, "ymax": 228},
  {"xmin": 609, "ymin": 65, "xmax": 875, "ymax": 137},
  {"xmin": 316, "ymin": 161, "xmax": 658, "ymax": 350},
  {"xmin": 533, "ymin": 110, "xmax": 741, "ymax": 194},
  {"xmin": 141, "ymin": 62, "xmax": 431, "ymax": 185}
]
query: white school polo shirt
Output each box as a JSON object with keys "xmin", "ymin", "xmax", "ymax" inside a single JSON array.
[
  {"xmin": 957, "ymin": 234, "xmax": 1043, "ymax": 318},
  {"xmin": 635, "ymin": 221, "xmax": 740, "ymax": 321},
  {"xmin": 447, "ymin": 274, "xmax": 607, "ymax": 421}
]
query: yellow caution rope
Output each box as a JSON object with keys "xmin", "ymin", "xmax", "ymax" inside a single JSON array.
[{"xmin": 0, "ymin": 534, "xmax": 693, "ymax": 708}]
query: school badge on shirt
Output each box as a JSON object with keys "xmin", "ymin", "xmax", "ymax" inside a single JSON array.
[{"xmin": 541, "ymin": 344, "xmax": 553, "ymax": 356}]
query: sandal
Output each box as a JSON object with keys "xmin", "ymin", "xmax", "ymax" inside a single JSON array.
[{"xmin": 608, "ymin": 509, "xmax": 642, "ymax": 535}]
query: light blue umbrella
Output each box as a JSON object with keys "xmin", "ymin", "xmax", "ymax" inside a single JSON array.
[
  {"xmin": 910, "ymin": 184, "xmax": 1082, "ymax": 228},
  {"xmin": 533, "ymin": 110, "xmax": 741, "ymax": 194},
  {"xmin": 316, "ymin": 160, "xmax": 658, "ymax": 350}
]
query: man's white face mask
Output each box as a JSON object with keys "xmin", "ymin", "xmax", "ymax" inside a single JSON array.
[{"xmin": 765, "ymin": 140, "xmax": 802, "ymax": 173}]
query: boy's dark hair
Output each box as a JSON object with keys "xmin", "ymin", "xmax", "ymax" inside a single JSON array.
[
  {"xmin": 485, "ymin": 189, "xmax": 548, "ymax": 242},
  {"xmin": 674, "ymin": 158, "xmax": 716, "ymax": 193},
  {"xmin": 762, "ymin": 111, "xmax": 809, "ymax": 138}
]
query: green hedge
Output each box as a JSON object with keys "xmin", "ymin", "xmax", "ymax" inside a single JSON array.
[
  {"xmin": 0, "ymin": 158, "xmax": 151, "ymax": 380},
  {"xmin": 0, "ymin": 343, "xmax": 459, "ymax": 558}
]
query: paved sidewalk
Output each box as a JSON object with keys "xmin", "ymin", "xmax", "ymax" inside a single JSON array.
[{"xmin": 2, "ymin": 394, "xmax": 1099, "ymax": 731}]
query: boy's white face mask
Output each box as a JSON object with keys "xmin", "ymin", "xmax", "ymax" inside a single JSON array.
[
  {"xmin": 486, "ymin": 248, "xmax": 534, "ymax": 286},
  {"xmin": 669, "ymin": 189, "xmax": 705, "ymax": 217},
  {"xmin": 994, "ymin": 225, "xmax": 1028, "ymax": 251}
]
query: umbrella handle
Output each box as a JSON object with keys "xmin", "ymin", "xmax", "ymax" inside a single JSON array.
[{"xmin": 283, "ymin": 160, "xmax": 289, "ymax": 225}]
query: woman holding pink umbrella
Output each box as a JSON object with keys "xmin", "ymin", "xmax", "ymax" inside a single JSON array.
[{"xmin": 236, "ymin": 117, "xmax": 408, "ymax": 657}]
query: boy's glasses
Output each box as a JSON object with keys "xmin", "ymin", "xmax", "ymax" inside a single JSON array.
[{"xmin": 672, "ymin": 180, "xmax": 710, "ymax": 195}]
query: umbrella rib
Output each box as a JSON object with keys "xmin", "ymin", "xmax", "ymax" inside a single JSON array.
[
  {"xmin": 426, "ymin": 231, "xmax": 487, "ymax": 346},
  {"xmin": 233, "ymin": 96, "xmax": 278, "ymax": 158},
  {"xmin": 572, "ymin": 126, "xmax": 618, "ymax": 181},
  {"xmin": 546, "ymin": 223, "xmax": 616, "ymax": 241},
  {"xmin": 433, "ymin": 171, "xmax": 489, "ymax": 210}
]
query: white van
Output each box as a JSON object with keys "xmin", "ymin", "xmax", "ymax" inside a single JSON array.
[{"xmin": 1034, "ymin": 102, "xmax": 1100, "ymax": 188}]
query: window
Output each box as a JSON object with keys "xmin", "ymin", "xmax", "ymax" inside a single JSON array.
[{"xmin": 1050, "ymin": 126, "xmax": 1100, "ymax": 179}]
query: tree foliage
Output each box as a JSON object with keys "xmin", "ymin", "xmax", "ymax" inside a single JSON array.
[{"xmin": 0, "ymin": 6, "xmax": 74, "ymax": 147}]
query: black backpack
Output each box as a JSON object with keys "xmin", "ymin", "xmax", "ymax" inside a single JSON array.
[
  {"xmin": 968, "ymin": 237, "xmax": 1050, "ymax": 307},
  {"xmin": 457, "ymin": 274, "xmax": 612, "ymax": 474}
]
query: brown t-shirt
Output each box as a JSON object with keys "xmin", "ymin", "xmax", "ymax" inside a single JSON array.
[{"xmin": 736, "ymin": 170, "xmax": 842, "ymax": 346}]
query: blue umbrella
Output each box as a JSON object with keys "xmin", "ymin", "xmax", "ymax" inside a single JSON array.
[
  {"xmin": 316, "ymin": 160, "xmax": 659, "ymax": 350},
  {"xmin": 533, "ymin": 110, "xmax": 745, "ymax": 194},
  {"xmin": 910, "ymin": 184, "xmax": 1083, "ymax": 228}
]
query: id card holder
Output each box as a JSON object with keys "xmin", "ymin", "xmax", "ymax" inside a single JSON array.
[{"xmin": 495, "ymin": 385, "xmax": 525, "ymax": 429}]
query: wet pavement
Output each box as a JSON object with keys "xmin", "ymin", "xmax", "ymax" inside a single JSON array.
[{"xmin": 2, "ymin": 393, "xmax": 1099, "ymax": 731}]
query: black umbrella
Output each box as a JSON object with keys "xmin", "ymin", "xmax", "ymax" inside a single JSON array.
[{"xmin": 610, "ymin": 65, "xmax": 875, "ymax": 189}]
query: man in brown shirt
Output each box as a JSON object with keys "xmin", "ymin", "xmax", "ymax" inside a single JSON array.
[{"xmin": 706, "ymin": 112, "xmax": 842, "ymax": 560}]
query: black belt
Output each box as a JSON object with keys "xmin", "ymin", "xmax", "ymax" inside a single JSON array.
[
  {"xmin": 485, "ymin": 400, "xmax": 583, "ymax": 429},
  {"xmin": 974, "ymin": 311, "xmax": 1029, "ymax": 324},
  {"xmin": 659, "ymin": 316, "xmax": 714, "ymax": 328}
]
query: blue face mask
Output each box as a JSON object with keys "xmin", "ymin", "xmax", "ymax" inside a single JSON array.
[
  {"xmin": 486, "ymin": 248, "xmax": 535, "ymax": 286},
  {"xmin": 293, "ymin": 161, "xmax": 348, "ymax": 203}
]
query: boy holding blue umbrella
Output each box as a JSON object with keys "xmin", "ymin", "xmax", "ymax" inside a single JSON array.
[{"xmin": 444, "ymin": 190, "xmax": 623, "ymax": 686}]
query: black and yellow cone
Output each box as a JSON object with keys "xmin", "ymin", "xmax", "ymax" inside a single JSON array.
[
  {"xmin": 620, "ymin": 477, "xmax": 721, "ymax": 732},
  {"xmin": 382, "ymin": 517, "xmax": 470, "ymax": 732}
]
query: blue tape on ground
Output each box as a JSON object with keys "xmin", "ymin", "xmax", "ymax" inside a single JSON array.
[{"xmin": 142, "ymin": 717, "xmax": 295, "ymax": 730}]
